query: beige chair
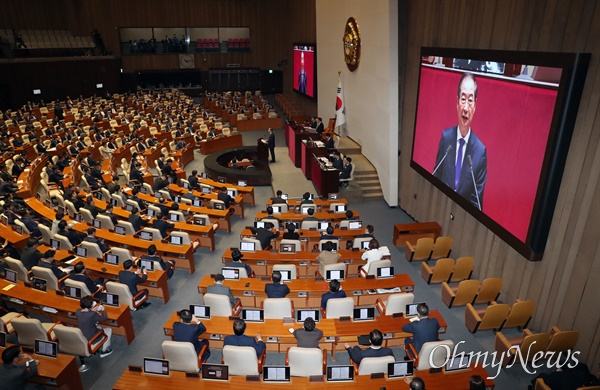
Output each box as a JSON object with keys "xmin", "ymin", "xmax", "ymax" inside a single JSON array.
[
  {"xmin": 421, "ymin": 258, "xmax": 454, "ymax": 284},
  {"xmin": 97, "ymin": 214, "xmax": 115, "ymax": 231},
  {"xmin": 359, "ymin": 259, "xmax": 392, "ymax": 277},
  {"xmin": 141, "ymin": 227, "xmax": 163, "ymax": 241},
  {"xmin": 441, "ymin": 279, "xmax": 480, "ymax": 308},
  {"xmin": 286, "ymin": 347, "xmax": 327, "ymax": 376},
  {"xmin": 170, "ymin": 231, "xmax": 201, "ymax": 251},
  {"xmin": 271, "ymin": 264, "xmax": 298, "ymax": 280},
  {"xmin": 142, "ymin": 182, "xmax": 154, "ymax": 196},
  {"xmin": 158, "ymin": 189, "xmax": 172, "ymax": 200},
  {"xmin": 203, "ymin": 293, "xmax": 242, "ymax": 317},
  {"xmin": 501, "ymin": 299, "xmax": 535, "ymax": 330},
  {"xmin": 375, "ymin": 293, "xmax": 415, "ymax": 316},
  {"xmin": 322, "ymin": 297, "xmax": 354, "ymax": 319},
  {"xmin": 125, "ymin": 199, "xmax": 141, "ymax": 213},
  {"xmin": 222, "ymin": 345, "xmax": 265, "ymax": 376},
  {"xmin": 352, "ymin": 236, "xmax": 373, "ymax": 250},
  {"xmin": 79, "ymin": 208, "xmax": 94, "ymax": 225},
  {"xmin": 14, "ymin": 219, "xmax": 30, "ymax": 235},
  {"xmin": 105, "ymin": 281, "xmax": 148, "ymax": 311},
  {"xmin": 116, "ymin": 221, "xmax": 137, "ymax": 235},
  {"xmin": 300, "ymin": 220, "xmax": 319, "ymax": 230},
  {"xmin": 473, "ymin": 278, "xmax": 503, "ymax": 305},
  {"xmin": 465, "ymin": 302, "xmax": 511, "ymax": 333},
  {"xmin": 278, "ymin": 239, "xmax": 302, "ymax": 253},
  {"xmin": 430, "ymin": 236, "xmax": 453, "ymax": 260},
  {"xmin": 271, "ymin": 202, "xmax": 288, "ymax": 213},
  {"xmin": 11, "ymin": 317, "xmax": 59, "ymax": 347},
  {"xmin": 38, "ymin": 224, "xmax": 53, "ymax": 246},
  {"xmin": 4, "ymin": 257, "xmax": 31, "ymax": 282},
  {"xmin": 111, "ymin": 194, "xmax": 125, "ymax": 207},
  {"xmin": 161, "ymin": 340, "xmax": 208, "ymax": 373},
  {"xmin": 80, "ymin": 241, "xmax": 104, "ymax": 259},
  {"xmin": 168, "ymin": 210, "xmax": 186, "ymax": 222},
  {"xmin": 108, "ymin": 247, "xmax": 134, "ymax": 263},
  {"xmin": 32, "ymin": 266, "xmax": 68, "ymax": 291},
  {"xmin": 53, "ymin": 324, "xmax": 108, "ymax": 372},
  {"xmin": 262, "ymin": 298, "xmax": 294, "ymax": 319},
  {"xmin": 65, "ymin": 278, "xmax": 102, "ymax": 297},
  {"xmin": 405, "ymin": 237, "xmax": 434, "ymax": 262},
  {"xmin": 53, "ymin": 234, "xmax": 73, "ymax": 252},
  {"xmin": 406, "ymin": 340, "xmax": 454, "ymax": 371},
  {"xmin": 353, "ymin": 355, "xmax": 396, "ymax": 375},
  {"xmin": 242, "ymin": 237, "xmax": 263, "ymax": 251},
  {"xmin": 316, "ymin": 262, "xmax": 347, "ymax": 279},
  {"xmin": 449, "ymin": 256, "xmax": 474, "ymax": 283},
  {"xmin": 546, "ymin": 326, "xmax": 579, "ymax": 354},
  {"xmin": 210, "ymin": 199, "xmax": 226, "ymax": 210},
  {"xmin": 0, "ymin": 310, "xmax": 23, "ymax": 334},
  {"xmin": 495, "ymin": 329, "xmax": 549, "ymax": 366}
]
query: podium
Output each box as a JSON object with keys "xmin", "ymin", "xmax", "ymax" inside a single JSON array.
[{"xmin": 256, "ymin": 138, "xmax": 269, "ymax": 162}]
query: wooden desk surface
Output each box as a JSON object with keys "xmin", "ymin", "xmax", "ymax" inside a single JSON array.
[
  {"xmin": 0, "ymin": 279, "xmax": 135, "ymax": 344},
  {"xmin": 240, "ymin": 227, "xmax": 367, "ymax": 242},
  {"xmin": 0, "ymin": 222, "xmax": 30, "ymax": 248},
  {"xmin": 254, "ymin": 210, "xmax": 358, "ymax": 222},
  {"xmin": 266, "ymin": 198, "xmax": 348, "ymax": 207},
  {"xmin": 221, "ymin": 248, "xmax": 369, "ymax": 264},
  {"xmin": 115, "ymin": 366, "xmax": 494, "ymax": 389},
  {"xmin": 1, "ymin": 344, "xmax": 83, "ymax": 390}
]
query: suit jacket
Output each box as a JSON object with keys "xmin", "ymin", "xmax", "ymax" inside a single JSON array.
[
  {"xmin": 152, "ymin": 219, "xmax": 174, "ymax": 239},
  {"xmin": 264, "ymin": 282, "xmax": 290, "ymax": 298},
  {"xmin": 37, "ymin": 260, "xmax": 67, "ymax": 281},
  {"xmin": 316, "ymin": 251, "xmax": 341, "ymax": 276},
  {"xmin": 223, "ymin": 334, "xmax": 265, "ymax": 357},
  {"xmin": 224, "ymin": 261, "xmax": 252, "ymax": 277},
  {"xmin": 321, "ymin": 290, "xmax": 347, "ymax": 310},
  {"xmin": 315, "ymin": 122, "xmax": 324, "ymax": 134},
  {"xmin": 207, "ymin": 283, "xmax": 238, "ymax": 306},
  {"xmin": 267, "ymin": 132, "xmax": 275, "ymax": 148},
  {"xmin": 325, "ymin": 138, "xmax": 334, "ymax": 149},
  {"xmin": 20, "ymin": 247, "xmax": 43, "ymax": 270},
  {"xmin": 0, "ymin": 361, "xmax": 38, "ymax": 390},
  {"xmin": 69, "ymin": 273, "xmax": 100, "ymax": 296},
  {"xmin": 217, "ymin": 192, "xmax": 233, "ymax": 208},
  {"xmin": 401, "ymin": 317, "xmax": 440, "ymax": 353},
  {"xmin": 293, "ymin": 328, "xmax": 323, "ymax": 348},
  {"xmin": 347, "ymin": 345, "xmax": 394, "ymax": 365},
  {"xmin": 340, "ymin": 163, "xmax": 353, "ymax": 180},
  {"xmin": 84, "ymin": 236, "xmax": 110, "ymax": 253},
  {"xmin": 76, "ymin": 308, "xmax": 107, "ymax": 341},
  {"xmin": 173, "ymin": 322, "xmax": 207, "ymax": 356},
  {"xmin": 118, "ymin": 270, "xmax": 147, "ymax": 295},
  {"xmin": 433, "ymin": 126, "xmax": 487, "ymax": 210}
]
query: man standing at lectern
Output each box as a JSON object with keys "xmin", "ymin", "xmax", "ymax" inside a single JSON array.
[
  {"xmin": 267, "ymin": 128, "xmax": 276, "ymax": 163},
  {"xmin": 433, "ymin": 72, "xmax": 487, "ymax": 210}
]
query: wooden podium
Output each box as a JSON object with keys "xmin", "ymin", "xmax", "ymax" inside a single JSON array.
[{"xmin": 256, "ymin": 138, "xmax": 269, "ymax": 161}]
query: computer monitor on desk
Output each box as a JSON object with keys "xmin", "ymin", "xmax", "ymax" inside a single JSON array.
[
  {"xmin": 348, "ymin": 220, "xmax": 362, "ymax": 230},
  {"xmin": 201, "ymin": 364, "xmax": 228, "ymax": 381},
  {"xmin": 221, "ymin": 268, "xmax": 240, "ymax": 280},
  {"xmin": 326, "ymin": 366, "xmax": 354, "ymax": 382},
  {"xmin": 65, "ymin": 286, "xmax": 82, "ymax": 300},
  {"xmin": 50, "ymin": 239, "xmax": 61, "ymax": 251},
  {"xmin": 263, "ymin": 366, "xmax": 290, "ymax": 382},
  {"xmin": 325, "ymin": 269, "xmax": 344, "ymax": 282},
  {"xmin": 240, "ymin": 241, "xmax": 256, "ymax": 252},
  {"xmin": 296, "ymin": 309, "xmax": 320, "ymax": 323},
  {"xmin": 115, "ymin": 226, "xmax": 126, "ymax": 235},
  {"xmin": 353, "ymin": 307, "xmax": 375, "ymax": 321},
  {"xmin": 35, "ymin": 340, "xmax": 57, "ymax": 358},
  {"xmin": 105, "ymin": 253, "xmax": 119, "ymax": 265},
  {"xmin": 4, "ymin": 269, "xmax": 17, "ymax": 283},
  {"xmin": 143, "ymin": 358, "xmax": 170, "ymax": 376},
  {"xmin": 388, "ymin": 361, "xmax": 414, "ymax": 378},
  {"xmin": 189, "ymin": 305, "xmax": 211, "ymax": 319}
]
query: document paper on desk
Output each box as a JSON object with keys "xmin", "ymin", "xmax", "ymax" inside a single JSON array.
[{"xmin": 376, "ymin": 287, "xmax": 401, "ymax": 294}]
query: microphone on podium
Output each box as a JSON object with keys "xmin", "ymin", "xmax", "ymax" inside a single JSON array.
[
  {"xmin": 466, "ymin": 155, "xmax": 482, "ymax": 211},
  {"xmin": 432, "ymin": 145, "xmax": 452, "ymax": 176}
]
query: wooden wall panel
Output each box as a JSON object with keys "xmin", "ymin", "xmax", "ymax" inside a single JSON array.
[{"xmin": 399, "ymin": 0, "xmax": 600, "ymax": 367}]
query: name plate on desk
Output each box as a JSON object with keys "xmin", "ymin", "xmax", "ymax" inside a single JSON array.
[
  {"xmin": 393, "ymin": 312, "xmax": 403, "ymax": 318},
  {"xmin": 243, "ymin": 291, "xmax": 254, "ymax": 296},
  {"xmin": 366, "ymin": 275, "xmax": 375, "ymax": 280},
  {"xmin": 186, "ymin": 372, "xmax": 199, "ymax": 378},
  {"xmin": 257, "ymin": 261, "xmax": 265, "ymax": 265},
  {"xmin": 210, "ymin": 334, "xmax": 222, "ymax": 340},
  {"xmin": 299, "ymin": 261, "xmax": 307, "ymax": 266},
  {"xmin": 342, "ymin": 260, "xmax": 351, "ymax": 264},
  {"xmin": 339, "ymin": 316, "xmax": 351, "ymax": 322},
  {"xmin": 261, "ymin": 277, "xmax": 271, "ymax": 282},
  {"xmin": 228, "ymin": 316, "xmax": 238, "ymax": 321},
  {"xmin": 324, "ymin": 336, "xmax": 336, "ymax": 342},
  {"xmin": 370, "ymin": 372, "xmax": 385, "ymax": 379},
  {"xmin": 246, "ymin": 375, "xmax": 260, "ymax": 382},
  {"xmin": 298, "ymin": 292, "xmax": 307, "ymax": 297},
  {"xmin": 353, "ymin": 290, "xmax": 362, "ymax": 296},
  {"xmin": 128, "ymin": 365, "xmax": 143, "ymax": 372},
  {"xmin": 403, "ymin": 286, "xmax": 413, "ymax": 292},
  {"xmin": 310, "ymin": 376, "xmax": 324, "ymax": 382}
]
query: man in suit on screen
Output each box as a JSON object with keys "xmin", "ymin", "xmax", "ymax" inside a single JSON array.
[
  {"xmin": 298, "ymin": 51, "xmax": 307, "ymax": 94},
  {"xmin": 433, "ymin": 72, "xmax": 487, "ymax": 210}
]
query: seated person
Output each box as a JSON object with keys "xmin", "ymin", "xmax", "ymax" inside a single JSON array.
[
  {"xmin": 20, "ymin": 238, "xmax": 43, "ymax": 271},
  {"xmin": 57, "ymin": 220, "xmax": 86, "ymax": 247},
  {"xmin": 282, "ymin": 223, "xmax": 299, "ymax": 240},
  {"xmin": 84, "ymin": 196, "xmax": 103, "ymax": 218},
  {"xmin": 217, "ymin": 187, "xmax": 234, "ymax": 209},
  {"xmin": 37, "ymin": 250, "xmax": 67, "ymax": 285},
  {"xmin": 320, "ymin": 226, "xmax": 339, "ymax": 241},
  {"xmin": 151, "ymin": 212, "xmax": 174, "ymax": 239},
  {"xmin": 128, "ymin": 208, "xmax": 149, "ymax": 232},
  {"xmin": 339, "ymin": 157, "xmax": 353, "ymax": 188},
  {"xmin": 402, "ymin": 303, "xmax": 440, "ymax": 354},
  {"xmin": 321, "ymin": 279, "xmax": 346, "ymax": 310},
  {"xmin": 292, "ymin": 317, "xmax": 323, "ymax": 348},
  {"xmin": 118, "ymin": 259, "xmax": 151, "ymax": 308},
  {"xmin": 0, "ymin": 345, "xmax": 39, "ymax": 388},
  {"xmin": 271, "ymin": 190, "xmax": 287, "ymax": 205},
  {"xmin": 76, "ymin": 295, "xmax": 113, "ymax": 358},
  {"xmin": 301, "ymin": 208, "xmax": 318, "ymax": 223},
  {"xmin": 249, "ymin": 222, "xmax": 279, "ymax": 250},
  {"xmin": 361, "ymin": 238, "xmax": 384, "ymax": 264},
  {"xmin": 223, "ymin": 319, "xmax": 265, "ymax": 357},
  {"xmin": 129, "ymin": 187, "xmax": 147, "ymax": 211},
  {"xmin": 188, "ymin": 170, "xmax": 199, "ymax": 188},
  {"xmin": 263, "ymin": 206, "xmax": 281, "ymax": 228},
  {"xmin": 224, "ymin": 248, "xmax": 252, "ymax": 277},
  {"xmin": 173, "ymin": 309, "xmax": 210, "ymax": 361},
  {"xmin": 84, "ymin": 227, "xmax": 110, "ymax": 253},
  {"xmin": 69, "ymin": 262, "xmax": 103, "ymax": 298},
  {"xmin": 344, "ymin": 329, "xmax": 394, "ymax": 365},
  {"xmin": 300, "ymin": 192, "xmax": 314, "ymax": 205},
  {"xmin": 137, "ymin": 244, "xmax": 175, "ymax": 279},
  {"xmin": 316, "ymin": 241, "xmax": 341, "ymax": 276},
  {"xmin": 357, "ymin": 224, "xmax": 375, "ymax": 238},
  {"xmin": 18, "ymin": 209, "xmax": 41, "ymax": 238},
  {"xmin": 207, "ymin": 274, "xmax": 240, "ymax": 306},
  {"xmin": 264, "ymin": 271, "xmax": 290, "ymax": 298}
]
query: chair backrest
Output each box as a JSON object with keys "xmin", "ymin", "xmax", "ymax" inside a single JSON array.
[
  {"xmin": 325, "ymin": 297, "xmax": 354, "ymax": 318},
  {"xmin": 503, "ymin": 300, "xmax": 535, "ymax": 329},
  {"xmin": 271, "ymin": 203, "xmax": 288, "ymax": 213},
  {"xmin": 357, "ymin": 355, "xmax": 395, "ymax": 375},
  {"xmin": 364, "ymin": 259, "xmax": 392, "ymax": 276},
  {"xmin": 547, "ymin": 330, "xmax": 579, "ymax": 353},
  {"xmin": 141, "ymin": 227, "xmax": 163, "ymax": 240},
  {"xmin": 272, "ymin": 264, "xmax": 297, "ymax": 280},
  {"xmin": 4, "ymin": 257, "xmax": 29, "ymax": 282},
  {"xmin": 279, "ymin": 240, "xmax": 301, "ymax": 253},
  {"xmin": 417, "ymin": 340, "xmax": 454, "ymax": 370},
  {"xmin": 222, "ymin": 346, "xmax": 259, "ymax": 375},
  {"xmin": 322, "ymin": 263, "xmax": 347, "ymax": 277},
  {"xmin": 210, "ymin": 199, "xmax": 225, "ymax": 209},
  {"xmin": 142, "ymin": 182, "xmax": 154, "ymax": 196},
  {"xmin": 111, "ymin": 194, "xmax": 125, "ymax": 207},
  {"xmin": 352, "ymin": 236, "xmax": 372, "ymax": 249},
  {"xmin": 53, "ymin": 324, "xmax": 91, "ymax": 357},
  {"xmin": 261, "ymin": 218, "xmax": 280, "ymax": 227},
  {"xmin": 474, "ymin": 278, "xmax": 503, "ymax": 304},
  {"xmin": 242, "ymin": 237, "xmax": 262, "ymax": 251},
  {"xmin": 413, "ymin": 237, "xmax": 434, "ymax": 260},
  {"xmin": 80, "ymin": 241, "xmax": 104, "ymax": 259},
  {"xmin": 126, "ymin": 199, "xmax": 141, "ymax": 213},
  {"xmin": 431, "ymin": 236, "xmax": 453, "ymax": 260},
  {"xmin": 31, "ymin": 266, "xmax": 60, "ymax": 290},
  {"xmin": 65, "ymin": 278, "xmax": 94, "ymax": 296},
  {"xmin": 384, "ymin": 293, "xmax": 415, "ymax": 315},
  {"xmin": 109, "ymin": 247, "xmax": 133, "ymax": 262},
  {"xmin": 159, "ymin": 190, "xmax": 172, "ymax": 200},
  {"xmin": 203, "ymin": 293, "xmax": 233, "ymax": 316},
  {"xmin": 430, "ymin": 258, "xmax": 455, "ymax": 284},
  {"xmin": 64, "ymin": 200, "xmax": 77, "ymax": 218},
  {"xmin": 38, "ymin": 224, "xmax": 53, "ymax": 245},
  {"xmin": 11, "ymin": 317, "xmax": 48, "ymax": 347},
  {"xmin": 453, "ymin": 279, "xmax": 481, "ymax": 307},
  {"xmin": 79, "ymin": 208, "xmax": 94, "ymax": 225},
  {"xmin": 14, "ymin": 219, "xmax": 30, "ymax": 235},
  {"xmin": 105, "ymin": 281, "xmax": 138, "ymax": 310},
  {"xmin": 192, "ymin": 214, "xmax": 211, "ymax": 227},
  {"xmin": 53, "ymin": 234, "xmax": 73, "ymax": 252},
  {"xmin": 287, "ymin": 347, "xmax": 324, "ymax": 376},
  {"xmin": 300, "ymin": 220, "xmax": 319, "ymax": 230},
  {"xmin": 479, "ymin": 303, "xmax": 511, "ymax": 331},
  {"xmin": 169, "ymin": 211, "xmax": 185, "ymax": 222},
  {"xmin": 450, "ymin": 256, "xmax": 474, "ymax": 282},
  {"xmin": 170, "ymin": 231, "xmax": 191, "ymax": 245},
  {"xmin": 263, "ymin": 298, "xmax": 293, "ymax": 319},
  {"xmin": 318, "ymin": 240, "xmax": 340, "ymax": 252},
  {"xmin": 518, "ymin": 333, "xmax": 550, "ymax": 362},
  {"xmin": 97, "ymin": 214, "xmax": 115, "ymax": 231},
  {"xmin": 161, "ymin": 341, "xmax": 199, "ymax": 373}
]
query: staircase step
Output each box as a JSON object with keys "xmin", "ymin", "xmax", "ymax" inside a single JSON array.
[
  {"xmin": 355, "ymin": 180, "xmax": 381, "ymax": 186},
  {"xmin": 363, "ymin": 192, "xmax": 384, "ymax": 200},
  {"xmin": 362, "ymin": 187, "xmax": 383, "ymax": 194}
]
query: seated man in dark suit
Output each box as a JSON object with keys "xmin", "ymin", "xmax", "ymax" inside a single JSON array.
[
  {"xmin": 118, "ymin": 259, "xmax": 150, "ymax": 309},
  {"xmin": 103, "ymin": 204, "xmax": 118, "ymax": 226},
  {"xmin": 18, "ymin": 209, "xmax": 41, "ymax": 239},
  {"xmin": 137, "ymin": 244, "xmax": 174, "ymax": 279},
  {"xmin": 84, "ymin": 227, "xmax": 110, "ymax": 253},
  {"xmin": 224, "ymin": 248, "xmax": 252, "ymax": 277},
  {"xmin": 0, "ymin": 345, "xmax": 40, "ymax": 389},
  {"xmin": 301, "ymin": 207, "xmax": 318, "ymax": 223},
  {"xmin": 344, "ymin": 329, "xmax": 394, "ymax": 365},
  {"xmin": 324, "ymin": 133, "xmax": 335, "ymax": 149},
  {"xmin": 173, "ymin": 309, "xmax": 210, "ymax": 361},
  {"xmin": 83, "ymin": 196, "xmax": 102, "ymax": 219},
  {"xmin": 282, "ymin": 223, "xmax": 299, "ymax": 240},
  {"xmin": 262, "ymin": 206, "xmax": 281, "ymax": 228},
  {"xmin": 339, "ymin": 156, "xmax": 353, "ymax": 188},
  {"xmin": 217, "ymin": 187, "xmax": 234, "ymax": 209},
  {"xmin": 69, "ymin": 262, "xmax": 103, "ymax": 298},
  {"xmin": 271, "ymin": 190, "xmax": 287, "ymax": 205},
  {"xmin": 223, "ymin": 319, "xmax": 266, "ymax": 357},
  {"xmin": 188, "ymin": 170, "xmax": 199, "ymax": 188},
  {"xmin": 401, "ymin": 303, "xmax": 440, "ymax": 354},
  {"xmin": 207, "ymin": 273, "xmax": 240, "ymax": 306},
  {"xmin": 56, "ymin": 220, "xmax": 86, "ymax": 247},
  {"xmin": 320, "ymin": 226, "xmax": 339, "ymax": 241},
  {"xmin": 151, "ymin": 213, "xmax": 174, "ymax": 239},
  {"xmin": 264, "ymin": 271, "xmax": 290, "ymax": 298},
  {"xmin": 129, "ymin": 187, "xmax": 147, "ymax": 212},
  {"xmin": 129, "ymin": 163, "xmax": 144, "ymax": 184},
  {"xmin": 320, "ymin": 279, "xmax": 347, "ymax": 310},
  {"xmin": 37, "ymin": 250, "xmax": 67, "ymax": 285},
  {"xmin": 152, "ymin": 174, "xmax": 169, "ymax": 193},
  {"xmin": 20, "ymin": 238, "xmax": 43, "ymax": 271},
  {"xmin": 249, "ymin": 223, "xmax": 279, "ymax": 250}
]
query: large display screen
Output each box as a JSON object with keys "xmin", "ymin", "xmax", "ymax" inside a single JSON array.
[
  {"xmin": 293, "ymin": 44, "xmax": 316, "ymax": 98},
  {"xmin": 410, "ymin": 48, "xmax": 590, "ymax": 260}
]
